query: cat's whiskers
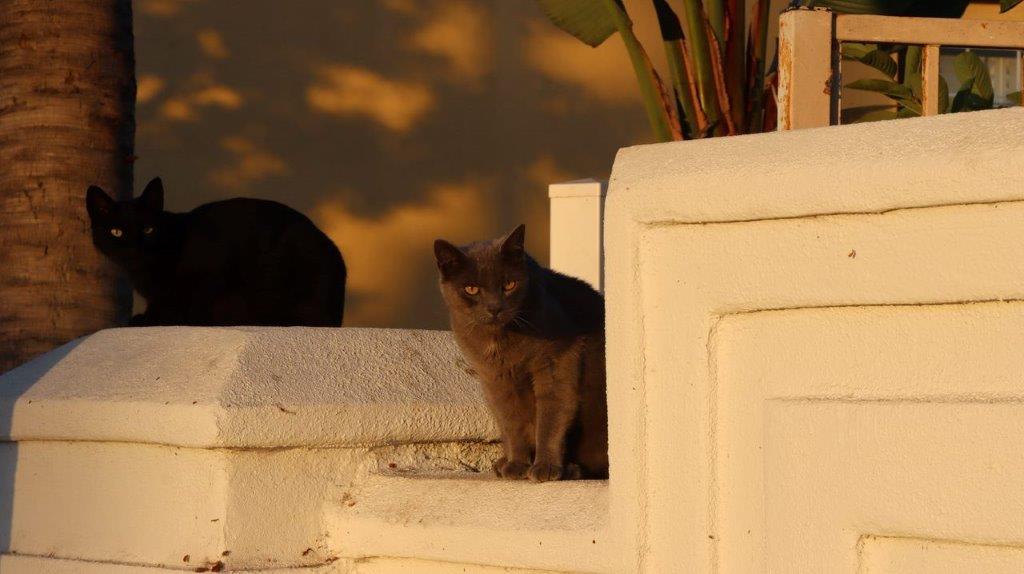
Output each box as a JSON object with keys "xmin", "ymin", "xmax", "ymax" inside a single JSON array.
[{"xmin": 513, "ymin": 314, "xmax": 537, "ymax": 332}]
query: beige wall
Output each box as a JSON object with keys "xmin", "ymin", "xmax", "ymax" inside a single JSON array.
[
  {"xmin": 5, "ymin": 106, "xmax": 1024, "ymax": 573},
  {"xmin": 134, "ymin": 0, "xmax": 663, "ymax": 329},
  {"xmin": 605, "ymin": 107, "xmax": 1024, "ymax": 572},
  {"xmin": 132, "ymin": 0, "xmax": 814, "ymax": 329}
]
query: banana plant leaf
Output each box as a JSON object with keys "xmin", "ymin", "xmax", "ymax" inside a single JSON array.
[
  {"xmin": 954, "ymin": 51, "xmax": 994, "ymax": 105},
  {"xmin": 535, "ymin": 0, "xmax": 620, "ymax": 47},
  {"xmin": 845, "ymin": 78, "xmax": 913, "ymax": 99},
  {"xmin": 841, "ymin": 44, "xmax": 897, "ymax": 78},
  {"xmin": 1002, "ymin": 0, "xmax": 1024, "ymax": 13}
]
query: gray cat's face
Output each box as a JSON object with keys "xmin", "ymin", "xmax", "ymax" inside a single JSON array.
[{"xmin": 434, "ymin": 224, "xmax": 530, "ymax": 328}]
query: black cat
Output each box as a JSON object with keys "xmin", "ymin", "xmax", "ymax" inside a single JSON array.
[{"xmin": 86, "ymin": 177, "xmax": 346, "ymax": 327}]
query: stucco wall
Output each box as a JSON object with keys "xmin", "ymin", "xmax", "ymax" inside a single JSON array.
[
  {"xmin": 604, "ymin": 107, "xmax": 1024, "ymax": 573},
  {"xmin": 4, "ymin": 108, "xmax": 1024, "ymax": 573},
  {"xmin": 0, "ymin": 328, "xmax": 609, "ymax": 573}
]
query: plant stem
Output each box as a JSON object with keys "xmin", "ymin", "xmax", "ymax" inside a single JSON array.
[
  {"xmin": 680, "ymin": 41, "xmax": 710, "ymax": 135},
  {"xmin": 666, "ymin": 38, "xmax": 706, "ymax": 137},
  {"xmin": 746, "ymin": 0, "xmax": 770, "ymax": 133},
  {"xmin": 705, "ymin": 0, "xmax": 726, "ymax": 45},
  {"xmin": 602, "ymin": 0, "xmax": 678, "ymax": 141},
  {"xmin": 680, "ymin": 0, "xmax": 722, "ymax": 131},
  {"xmin": 705, "ymin": 16, "xmax": 736, "ymax": 135},
  {"xmin": 724, "ymin": 0, "xmax": 746, "ymax": 131},
  {"xmin": 653, "ymin": 0, "xmax": 702, "ymax": 138}
]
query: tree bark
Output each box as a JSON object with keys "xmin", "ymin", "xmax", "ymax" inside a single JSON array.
[{"xmin": 0, "ymin": 0, "xmax": 135, "ymax": 372}]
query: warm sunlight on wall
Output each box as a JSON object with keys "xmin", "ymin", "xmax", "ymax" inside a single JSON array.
[
  {"xmin": 307, "ymin": 66, "xmax": 436, "ymax": 133},
  {"xmin": 314, "ymin": 183, "xmax": 494, "ymax": 326},
  {"xmin": 134, "ymin": 0, "xmax": 654, "ymax": 328}
]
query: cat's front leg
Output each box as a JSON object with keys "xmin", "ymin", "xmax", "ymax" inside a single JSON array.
[
  {"xmin": 529, "ymin": 352, "xmax": 582, "ymax": 482},
  {"xmin": 481, "ymin": 374, "xmax": 535, "ymax": 480}
]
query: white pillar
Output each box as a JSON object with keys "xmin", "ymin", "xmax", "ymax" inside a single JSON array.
[
  {"xmin": 777, "ymin": 8, "xmax": 836, "ymax": 130},
  {"xmin": 548, "ymin": 179, "xmax": 606, "ymax": 291}
]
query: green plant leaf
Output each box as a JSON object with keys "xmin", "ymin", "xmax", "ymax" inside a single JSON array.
[
  {"xmin": 846, "ymin": 78, "xmax": 922, "ymax": 115},
  {"xmin": 1008, "ymin": 91, "xmax": 1022, "ymax": 105},
  {"xmin": 535, "ymin": 0, "xmax": 619, "ymax": 47},
  {"xmin": 939, "ymin": 74, "xmax": 950, "ymax": 113},
  {"xmin": 1001, "ymin": 0, "xmax": 1024, "ymax": 13},
  {"xmin": 951, "ymin": 77, "xmax": 975, "ymax": 113},
  {"xmin": 840, "ymin": 43, "xmax": 876, "ymax": 60},
  {"xmin": 841, "ymin": 45, "xmax": 897, "ymax": 78},
  {"xmin": 954, "ymin": 51, "xmax": 994, "ymax": 106},
  {"xmin": 652, "ymin": 0, "xmax": 683, "ymax": 40},
  {"xmin": 896, "ymin": 106, "xmax": 919, "ymax": 118},
  {"xmin": 906, "ymin": 73, "xmax": 922, "ymax": 101},
  {"xmin": 852, "ymin": 109, "xmax": 898, "ymax": 123},
  {"xmin": 845, "ymin": 78, "xmax": 913, "ymax": 99}
]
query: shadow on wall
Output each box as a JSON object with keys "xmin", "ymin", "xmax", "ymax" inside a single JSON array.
[
  {"xmin": 133, "ymin": 0, "xmax": 657, "ymax": 329},
  {"xmin": 0, "ymin": 340, "xmax": 82, "ymax": 554}
]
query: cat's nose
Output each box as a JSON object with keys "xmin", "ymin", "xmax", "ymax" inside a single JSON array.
[{"xmin": 485, "ymin": 305, "xmax": 501, "ymax": 318}]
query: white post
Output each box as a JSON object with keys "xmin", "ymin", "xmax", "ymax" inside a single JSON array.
[
  {"xmin": 777, "ymin": 8, "xmax": 837, "ymax": 130},
  {"xmin": 548, "ymin": 179, "xmax": 606, "ymax": 292}
]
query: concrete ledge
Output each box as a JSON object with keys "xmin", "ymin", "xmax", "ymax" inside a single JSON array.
[
  {"xmin": 610, "ymin": 107, "xmax": 1024, "ymax": 225},
  {"xmin": 0, "ymin": 327, "xmax": 498, "ymax": 448},
  {"xmin": 0, "ymin": 553, "xmax": 353, "ymax": 573},
  {"xmin": 332, "ymin": 473, "xmax": 611, "ymax": 573},
  {"xmin": 1, "ymin": 327, "xmax": 598, "ymax": 573}
]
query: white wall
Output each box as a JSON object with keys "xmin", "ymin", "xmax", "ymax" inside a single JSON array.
[
  {"xmin": 604, "ymin": 107, "xmax": 1024, "ymax": 572},
  {"xmin": 5, "ymin": 108, "xmax": 1024, "ymax": 573}
]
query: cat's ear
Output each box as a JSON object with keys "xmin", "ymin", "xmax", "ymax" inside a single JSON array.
[
  {"xmin": 434, "ymin": 239, "xmax": 468, "ymax": 278},
  {"xmin": 499, "ymin": 224, "xmax": 526, "ymax": 259},
  {"xmin": 138, "ymin": 177, "xmax": 164, "ymax": 212},
  {"xmin": 86, "ymin": 185, "xmax": 116, "ymax": 221}
]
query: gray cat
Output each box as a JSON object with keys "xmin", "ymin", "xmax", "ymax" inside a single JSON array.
[{"xmin": 434, "ymin": 224, "xmax": 608, "ymax": 482}]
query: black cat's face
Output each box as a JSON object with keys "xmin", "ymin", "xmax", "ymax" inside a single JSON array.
[
  {"xmin": 435, "ymin": 224, "xmax": 530, "ymax": 328},
  {"xmin": 86, "ymin": 177, "xmax": 165, "ymax": 263}
]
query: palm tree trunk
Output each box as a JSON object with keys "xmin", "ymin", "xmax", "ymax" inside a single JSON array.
[{"xmin": 0, "ymin": 0, "xmax": 135, "ymax": 372}]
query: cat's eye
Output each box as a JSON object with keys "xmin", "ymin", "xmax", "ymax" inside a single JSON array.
[
  {"xmin": 143, "ymin": 226, "xmax": 154, "ymax": 235},
  {"xmin": 503, "ymin": 280, "xmax": 517, "ymax": 292},
  {"xmin": 463, "ymin": 285, "xmax": 480, "ymax": 296},
  {"xmin": 110, "ymin": 228, "xmax": 123, "ymax": 238}
]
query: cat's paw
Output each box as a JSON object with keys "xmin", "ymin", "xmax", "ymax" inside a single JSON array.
[
  {"xmin": 563, "ymin": 463, "xmax": 583, "ymax": 480},
  {"xmin": 527, "ymin": 462, "xmax": 564, "ymax": 483},
  {"xmin": 493, "ymin": 457, "xmax": 530, "ymax": 479}
]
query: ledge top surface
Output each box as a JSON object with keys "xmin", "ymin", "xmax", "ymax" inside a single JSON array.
[{"xmin": 0, "ymin": 327, "xmax": 497, "ymax": 448}]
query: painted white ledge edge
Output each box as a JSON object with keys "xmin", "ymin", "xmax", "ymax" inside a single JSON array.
[
  {"xmin": 0, "ymin": 327, "xmax": 610, "ymax": 573},
  {"xmin": 0, "ymin": 327, "xmax": 500, "ymax": 447}
]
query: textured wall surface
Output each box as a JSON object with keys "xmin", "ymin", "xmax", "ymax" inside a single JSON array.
[
  {"xmin": 604, "ymin": 107, "xmax": 1024, "ymax": 572},
  {"xmin": 5, "ymin": 108, "xmax": 1024, "ymax": 573},
  {"xmin": 0, "ymin": 328, "xmax": 607, "ymax": 573}
]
